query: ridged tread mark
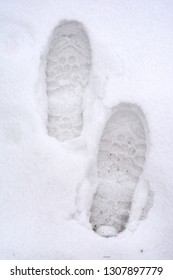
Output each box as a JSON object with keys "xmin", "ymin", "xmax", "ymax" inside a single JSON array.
[
  {"xmin": 46, "ymin": 21, "xmax": 91, "ymax": 141},
  {"xmin": 90, "ymin": 106, "xmax": 147, "ymax": 237}
]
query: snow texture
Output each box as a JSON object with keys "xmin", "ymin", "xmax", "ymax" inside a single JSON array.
[{"xmin": 0, "ymin": 0, "xmax": 173, "ymax": 260}]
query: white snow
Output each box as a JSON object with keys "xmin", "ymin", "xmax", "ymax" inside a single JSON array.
[{"xmin": 0, "ymin": 0, "xmax": 173, "ymax": 259}]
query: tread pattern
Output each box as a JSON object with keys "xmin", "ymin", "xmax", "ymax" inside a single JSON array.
[
  {"xmin": 90, "ymin": 106, "xmax": 147, "ymax": 237},
  {"xmin": 46, "ymin": 21, "xmax": 91, "ymax": 141}
]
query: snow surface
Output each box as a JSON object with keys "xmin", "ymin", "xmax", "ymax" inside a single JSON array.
[{"xmin": 0, "ymin": 0, "xmax": 173, "ymax": 259}]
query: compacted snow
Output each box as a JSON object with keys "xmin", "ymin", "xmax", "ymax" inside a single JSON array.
[{"xmin": 0, "ymin": 0, "xmax": 173, "ymax": 259}]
